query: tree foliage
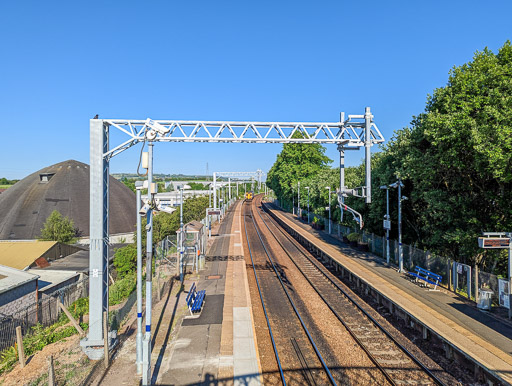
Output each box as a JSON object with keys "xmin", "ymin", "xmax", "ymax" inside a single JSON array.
[
  {"xmin": 38, "ymin": 210, "xmax": 77, "ymax": 243},
  {"xmin": 267, "ymin": 132, "xmax": 332, "ymax": 205},
  {"xmin": 138, "ymin": 195, "xmax": 210, "ymax": 250}
]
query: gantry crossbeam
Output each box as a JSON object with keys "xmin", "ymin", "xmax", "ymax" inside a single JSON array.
[{"xmin": 102, "ymin": 114, "xmax": 384, "ymax": 159}]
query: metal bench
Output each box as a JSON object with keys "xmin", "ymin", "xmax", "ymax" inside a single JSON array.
[
  {"xmin": 408, "ymin": 266, "xmax": 442, "ymax": 291},
  {"xmin": 186, "ymin": 283, "xmax": 206, "ymax": 314}
]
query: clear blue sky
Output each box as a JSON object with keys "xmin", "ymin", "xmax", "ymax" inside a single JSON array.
[{"xmin": 1, "ymin": 1, "xmax": 511, "ymax": 180}]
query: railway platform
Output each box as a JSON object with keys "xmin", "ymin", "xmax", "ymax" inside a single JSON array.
[
  {"xmin": 266, "ymin": 203, "xmax": 512, "ymax": 385},
  {"xmin": 157, "ymin": 200, "xmax": 262, "ymax": 385}
]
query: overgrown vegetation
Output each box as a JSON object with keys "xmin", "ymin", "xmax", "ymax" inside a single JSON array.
[
  {"xmin": 113, "ymin": 244, "xmax": 137, "ymax": 278},
  {"xmin": 0, "ymin": 298, "xmax": 89, "ymax": 376},
  {"xmin": 268, "ymin": 41, "xmax": 512, "ymax": 276},
  {"xmin": 109, "ymin": 272, "xmax": 137, "ymax": 305}
]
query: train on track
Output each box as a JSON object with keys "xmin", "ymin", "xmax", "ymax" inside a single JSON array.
[{"xmin": 245, "ymin": 191, "xmax": 254, "ymax": 200}]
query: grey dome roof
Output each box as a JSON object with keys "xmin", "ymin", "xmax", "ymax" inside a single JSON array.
[{"xmin": 0, "ymin": 160, "xmax": 136, "ymax": 240}]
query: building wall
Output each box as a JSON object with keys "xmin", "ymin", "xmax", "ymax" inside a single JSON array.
[{"xmin": 0, "ymin": 279, "xmax": 37, "ymax": 316}]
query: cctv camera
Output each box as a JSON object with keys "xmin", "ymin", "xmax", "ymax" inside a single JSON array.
[
  {"xmin": 145, "ymin": 118, "xmax": 170, "ymax": 135},
  {"xmin": 157, "ymin": 204, "xmax": 176, "ymax": 214},
  {"xmin": 139, "ymin": 202, "xmax": 150, "ymax": 216}
]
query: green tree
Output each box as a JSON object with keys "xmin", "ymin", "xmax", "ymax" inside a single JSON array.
[
  {"xmin": 38, "ymin": 210, "xmax": 76, "ymax": 243},
  {"xmin": 363, "ymin": 41, "xmax": 512, "ymax": 272},
  {"xmin": 267, "ymin": 132, "xmax": 332, "ymax": 206}
]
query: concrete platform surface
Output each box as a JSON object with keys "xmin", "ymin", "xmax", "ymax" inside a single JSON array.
[{"xmin": 157, "ymin": 201, "xmax": 261, "ymax": 385}]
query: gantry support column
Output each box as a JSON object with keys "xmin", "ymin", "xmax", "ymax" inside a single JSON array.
[{"xmin": 81, "ymin": 119, "xmax": 110, "ymax": 359}]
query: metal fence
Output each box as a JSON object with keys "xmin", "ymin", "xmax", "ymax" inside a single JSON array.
[
  {"xmin": 278, "ymin": 202, "xmax": 503, "ymax": 305},
  {"xmin": 0, "ymin": 277, "xmax": 89, "ymax": 352}
]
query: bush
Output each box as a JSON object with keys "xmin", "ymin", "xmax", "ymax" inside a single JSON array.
[
  {"xmin": 347, "ymin": 232, "xmax": 361, "ymax": 242},
  {"xmin": 109, "ymin": 272, "xmax": 137, "ymax": 306},
  {"xmin": 113, "ymin": 245, "xmax": 137, "ymax": 278}
]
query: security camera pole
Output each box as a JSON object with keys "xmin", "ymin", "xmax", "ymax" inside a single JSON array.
[
  {"xmin": 297, "ymin": 181, "xmax": 300, "ymax": 217},
  {"xmin": 142, "ymin": 143, "xmax": 154, "ymax": 385},
  {"xmin": 306, "ymin": 186, "xmax": 310, "ymax": 223},
  {"xmin": 135, "ymin": 181, "xmax": 144, "ymax": 374},
  {"xmin": 325, "ymin": 186, "xmax": 332, "ymax": 234},
  {"xmin": 390, "ymin": 179, "xmax": 407, "ymax": 272},
  {"xmin": 179, "ymin": 185, "xmax": 184, "ymax": 282},
  {"xmin": 379, "ymin": 184, "xmax": 391, "ymax": 265}
]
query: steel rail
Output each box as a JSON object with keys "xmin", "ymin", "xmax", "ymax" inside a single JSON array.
[
  {"xmin": 260, "ymin": 201, "xmax": 446, "ymax": 386},
  {"xmin": 242, "ymin": 200, "xmax": 286, "ymax": 385},
  {"xmin": 247, "ymin": 200, "xmax": 337, "ymax": 385}
]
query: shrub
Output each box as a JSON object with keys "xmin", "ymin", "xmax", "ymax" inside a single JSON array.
[
  {"xmin": 347, "ymin": 232, "xmax": 361, "ymax": 242},
  {"xmin": 109, "ymin": 272, "xmax": 136, "ymax": 306},
  {"xmin": 113, "ymin": 244, "xmax": 137, "ymax": 278}
]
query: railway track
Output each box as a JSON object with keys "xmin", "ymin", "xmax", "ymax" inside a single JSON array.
[
  {"xmin": 242, "ymin": 199, "xmax": 336, "ymax": 385},
  {"xmin": 253, "ymin": 196, "xmax": 446, "ymax": 386}
]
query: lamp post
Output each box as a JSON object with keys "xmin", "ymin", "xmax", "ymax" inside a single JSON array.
[
  {"xmin": 292, "ymin": 187, "xmax": 295, "ymax": 215},
  {"xmin": 142, "ymin": 143, "xmax": 154, "ymax": 385},
  {"xmin": 297, "ymin": 181, "xmax": 301, "ymax": 218},
  {"xmin": 178, "ymin": 184, "xmax": 191, "ymax": 282},
  {"xmin": 379, "ymin": 185, "xmax": 391, "ymax": 265},
  {"xmin": 134, "ymin": 181, "xmax": 143, "ymax": 375},
  {"xmin": 390, "ymin": 179, "xmax": 407, "ymax": 272},
  {"xmin": 325, "ymin": 186, "xmax": 331, "ymax": 234},
  {"xmin": 305, "ymin": 187, "xmax": 310, "ymax": 223}
]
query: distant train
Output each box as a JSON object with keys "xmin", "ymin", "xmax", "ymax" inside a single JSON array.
[{"xmin": 245, "ymin": 191, "xmax": 254, "ymax": 200}]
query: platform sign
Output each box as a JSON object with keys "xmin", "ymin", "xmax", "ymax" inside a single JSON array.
[
  {"xmin": 478, "ymin": 237, "xmax": 510, "ymax": 249},
  {"xmin": 208, "ymin": 209, "xmax": 221, "ymax": 215},
  {"xmin": 383, "ymin": 220, "xmax": 391, "ymax": 230}
]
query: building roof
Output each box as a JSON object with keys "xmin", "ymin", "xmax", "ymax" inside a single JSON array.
[
  {"xmin": 0, "ymin": 240, "xmax": 57, "ymax": 270},
  {"xmin": 0, "ymin": 265, "xmax": 39, "ymax": 295},
  {"xmin": 0, "ymin": 160, "xmax": 136, "ymax": 240},
  {"xmin": 26, "ymin": 269, "xmax": 78, "ymax": 292}
]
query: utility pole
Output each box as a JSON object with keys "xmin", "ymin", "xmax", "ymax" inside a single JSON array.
[
  {"xmin": 326, "ymin": 186, "xmax": 331, "ymax": 234},
  {"xmin": 179, "ymin": 186, "xmax": 184, "ymax": 282},
  {"xmin": 390, "ymin": 179, "xmax": 407, "ymax": 272},
  {"xmin": 142, "ymin": 143, "xmax": 154, "ymax": 385},
  {"xmin": 306, "ymin": 187, "xmax": 310, "ymax": 223},
  {"xmin": 380, "ymin": 185, "xmax": 391, "ymax": 265},
  {"xmin": 298, "ymin": 182, "xmax": 300, "ymax": 217},
  {"xmin": 135, "ymin": 182, "xmax": 143, "ymax": 375}
]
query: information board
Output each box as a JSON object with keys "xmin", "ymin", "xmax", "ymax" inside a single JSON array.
[
  {"xmin": 383, "ymin": 220, "xmax": 391, "ymax": 230},
  {"xmin": 478, "ymin": 237, "xmax": 510, "ymax": 249},
  {"xmin": 499, "ymin": 279, "xmax": 510, "ymax": 309}
]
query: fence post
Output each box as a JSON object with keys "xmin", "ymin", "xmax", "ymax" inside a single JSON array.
[
  {"xmin": 58, "ymin": 299, "xmax": 85, "ymax": 336},
  {"xmin": 103, "ymin": 311, "xmax": 109, "ymax": 368},
  {"xmin": 425, "ymin": 250, "xmax": 431, "ymax": 270},
  {"xmin": 48, "ymin": 355, "xmax": 55, "ymax": 386},
  {"xmin": 409, "ymin": 244, "xmax": 413, "ymax": 270},
  {"xmin": 382, "ymin": 236, "xmax": 385, "ymax": 258},
  {"xmin": 474, "ymin": 264, "xmax": 479, "ymax": 303},
  {"xmin": 15, "ymin": 326, "xmax": 25, "ymax": 368},
  {"xmin": 449, "ymin": 259, "xmax": 453, "ymax": 291}
]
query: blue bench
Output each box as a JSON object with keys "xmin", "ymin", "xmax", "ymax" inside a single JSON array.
[
  {"xmin": 186, "ymin": 283, "xmax": 206, "ymax": 314},
  {"xmin": 408, "ymin": 266, "xmax": 442, "ymax": 291}
]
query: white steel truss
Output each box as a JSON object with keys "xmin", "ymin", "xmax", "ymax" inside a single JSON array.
[{"xmin": 102, "ymin": 113, "xmax": 384, "ymax": 160}]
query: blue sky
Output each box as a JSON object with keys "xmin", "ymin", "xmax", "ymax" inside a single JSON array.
[{"xmin": 1, "ymin": 1, "xmax": 511, "ymax": 180}]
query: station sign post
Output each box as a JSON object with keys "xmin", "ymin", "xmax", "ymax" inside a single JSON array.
[{"xmin": 479, "ymin": 232, "xmax": 512, "ymax": 319}]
